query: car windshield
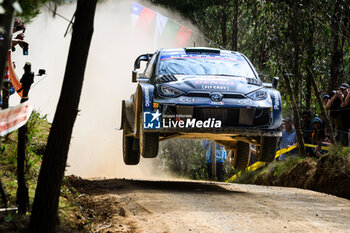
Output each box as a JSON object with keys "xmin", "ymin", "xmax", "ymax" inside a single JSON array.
[{"xmin": 158, "ymin": 52, "xmax": 256, "ymax": 78}]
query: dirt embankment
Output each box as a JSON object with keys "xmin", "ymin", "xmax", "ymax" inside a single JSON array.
[
  {"xmin": 66, "ymin": 175, "xmax": 350, "ymax": 233},
  {"xmin": 250, "ymin": 151, "xmax": 350, "ymax": 199}
]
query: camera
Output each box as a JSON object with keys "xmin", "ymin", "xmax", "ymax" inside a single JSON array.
[{"xmin": 22, "ymin": 43, "xmax": 28, "ymax": 55}]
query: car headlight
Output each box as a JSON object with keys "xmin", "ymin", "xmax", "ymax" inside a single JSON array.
[
  {"xmin": 159, "ymin": 85, "xmax": 185, "ymax": 97},
  {"xmin": 247, "ymin": 89, "xmax": 267, "ymax": 100}
]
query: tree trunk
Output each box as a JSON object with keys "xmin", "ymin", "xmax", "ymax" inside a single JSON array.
[
  {"xmin": 283, "ymin": 73, "xmax": 306, "ymax": 156},
  {"xmin": 329, "ymin": 0, "xmax": 343, "ymax": 91},
  {"xmin": 16, "ymin": 63, "xmax": 34, "ymax": 215},
  {"xmin": 308, "ymin": 67, "xmax": 336, "ymax": 144},
  {"xmin": 219, "ymin": 5, "xmax": 228, "ymax": 48},
  {"xmin": 210, "ymin": 142, "xmax": 216, "ymax": 181},
  {"xmin": 29, "ymin": 1, "xmax": 97, "ymax": 232},
  {"xmin": 251, "ymin": 3, "xmax": 258, "ymax": 64},
  {"xmin": 305, "ymin": 23, "xmax": 315, "ymax": 109},
  {"xmin": 0, "ymin": 9, "xmax": 14, "ymax": 92},
  {"xmin": 1, "ymin": 80, "xmax": 9, "ymax": 109},
  {"xmin": 231, "ymin": 0, "xmax": 238, "ymax": 51}
]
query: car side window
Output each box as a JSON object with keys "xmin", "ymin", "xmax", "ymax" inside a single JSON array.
[{"xmin": 143, "ymin": 53, "xmax": 157, "ymax": 78}]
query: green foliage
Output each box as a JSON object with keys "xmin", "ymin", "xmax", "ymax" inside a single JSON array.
[
  {"xmin": 155, "ymin": 139, "xmax": 209, "ymax": 179},
  {"xmin": 233, "ymin": 145, "xmax": 350, "ymax": 188},
  {"xmin": 0, "ymin": 111, "xmax": 50, "ymax": 207},
  {"xmin": 234, "ymin": 156, "xmax": 305, "ymax": 185},
  {"xmin": 153, "ymin": 0, "xmax": 350, "ymax": 115},
  {"xmin": 0, "ymin": 0, "xmax": 70, "ymax": 22}
]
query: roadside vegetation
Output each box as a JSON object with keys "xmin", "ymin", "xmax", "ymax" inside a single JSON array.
[
  {"xmin": 157, "ymin": 139, "xmax": 350, "ymax": 200},
  {"xmin": 0, "ymin": 112, "xmax": 88, "ymax": 233},
  {"xmin": 233, "ymin": 147, "xmax": 350, "ymax": 199},
  {"xmin": 156, "ymin": 138, "xmax": 233, "ymax": 181}
]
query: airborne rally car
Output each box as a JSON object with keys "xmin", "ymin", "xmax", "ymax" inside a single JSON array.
[{"xmin": 120, "ymin": 47, "xmax": 282, "ymax": 168}]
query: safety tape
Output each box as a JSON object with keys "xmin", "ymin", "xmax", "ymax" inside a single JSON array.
[{"xmin": 225, "ymin": 143, "xmax": 330, "ymax": 183}]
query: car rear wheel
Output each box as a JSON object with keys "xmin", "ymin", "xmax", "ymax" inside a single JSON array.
[
  {"xmin": 123, "ymin": 131, "xmax": 140, "ymax": 165},
  {"xmin": 234, "ymin": 141, "xmax": 251, "ymax": 169},
  {"xmin": 257, "ymin": 136, "xmax": 278, "ymax": 162},
  {"xmin": 139, "ymin": 116, "xmax": 159, "ymax": 158}
]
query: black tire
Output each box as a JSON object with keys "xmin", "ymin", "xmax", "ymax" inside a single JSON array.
[
  {"xmin": 234, "ymin": 141, "xmax": 251, "ymax": 169},
  {"xmin": 139, "ymin": 117, "xmax": 159, "ymax": 158},
  {"xmin": 123, "ymin": 131, "xmax": 140, "ymax": 165},
  {"xmin": 258, "ymin": 136, "xmax": 279, "ymax": 162}
]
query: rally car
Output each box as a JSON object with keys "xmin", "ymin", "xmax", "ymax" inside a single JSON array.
[{"xmin": 120, "ymin": 47, "xmax": 282, "ymax": 168}]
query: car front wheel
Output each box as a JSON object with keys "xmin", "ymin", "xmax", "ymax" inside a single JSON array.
[
  {"xmin": 234, "ymin": 141, "xmax": 251, "ymax": 169},
  {"xmin": 257, "ymin": 136, "xmax": 278, "ymax": 162},
  {"xmin": 139, "ymin": 116, "xmax": 159, "ymax": 158},
  {"xmin": 123, "ymin": 131, "xmax": 140, "ymax": 165}
]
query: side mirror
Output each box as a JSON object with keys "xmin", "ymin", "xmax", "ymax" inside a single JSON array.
[
  {"xmin": 272, "ymin": 76, "xmax": 279, "ymax": 88},
  {"xmin": 134, "ymin": 53, "xmax": 153, "ymax": 70},
  {"xmin": 132, "ymin": 70, "xmax": 138, "ymax": 82}
]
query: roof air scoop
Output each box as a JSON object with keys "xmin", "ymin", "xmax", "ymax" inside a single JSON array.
[
  {"xmin": 246, "ymin": 77, "xmax": 262, "ymax": 86},
  {"xmin": 156, "ymin": 74, "xmax": 178, "ymax": 84}
]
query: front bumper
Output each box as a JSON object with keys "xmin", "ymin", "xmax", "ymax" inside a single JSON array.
[{"xmin": 143, "ymin": 102, "xmax": 281, "ymax": 137}]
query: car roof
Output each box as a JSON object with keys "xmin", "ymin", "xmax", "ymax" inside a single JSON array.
[{"xmin": 160, "ymin": 47, "xmax": 240, "ymax": 55}]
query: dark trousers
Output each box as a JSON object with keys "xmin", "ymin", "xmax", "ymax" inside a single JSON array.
[{"xmin": 207, "ymin": 162, "xmax": 225, "ymax": 181}]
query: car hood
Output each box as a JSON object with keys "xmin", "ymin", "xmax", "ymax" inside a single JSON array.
[{"xmin": 158, "ymin": 75, "xmax": 263, "ymax": 94}]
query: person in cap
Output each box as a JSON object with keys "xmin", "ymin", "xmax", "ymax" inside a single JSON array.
[
  {"xmin": 339, "ymin": 83, "xmax": 350, "ymax": 146},
  {"xmin": 301, "ymin": 110, "xmax": 314, "ymax": 156},
  {"xmin": 278, "ymin": 118, "xmax": 297, "ymax": 161},
  {"xmin": 202, "ymin": 140, "xmax": 227, "ymax": 181},
  {"xmin": 311, "ymin": 117, "xmax": 325, "ymax": 145},
  {"xmin": 322, "ymin": 94, "xmax": 330, "ymax": 107},
  {"xmin": 326, "ymin": 84, "xmax": 347, "ymax": 145}
]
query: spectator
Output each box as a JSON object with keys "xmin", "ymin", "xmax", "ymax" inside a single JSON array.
[
  {"xmin": 202, "ymin": 140, "xmax": 227, "ymax": 181},
  {"xmin": 278, "ymin": 118, "xmax": 297, "ymax": 161},
  {"xmin": 339, "ymin": 83, "xmax": 350, "ymax": 146},
  {"xmin": 327, "ymin": 83, "xmax": 349, "ymax": 146},
  {"xmin": 301, "ymin": 110, "xmax": 314, "ymax": 156},
  {"xmin": 322, "ymin": 94, "xmax": 330, "ymax": 107},
  {"xmin": 314, "ymin": 134, "xmax": 331, "ymax": 158},
  {"xmin": 311, "ymin": 117, "xmax": 325, "ymax": 145}
]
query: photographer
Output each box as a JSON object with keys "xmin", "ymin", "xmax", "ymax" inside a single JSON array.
[
  {"xmin": 327, "ymin": 83, "xmax": 350, "ymax": 146},
  {"xmin": 339, "ymin": 83, "xmax": 350, "ymax": 146},
  {"xmin": 0, "ymin": 18, "xmax": 28, "ymax": 109}
]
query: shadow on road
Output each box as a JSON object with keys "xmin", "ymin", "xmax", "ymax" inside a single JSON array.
[{"xmin": 66, "ymin": 175, "xmax": 247, "ymax": 196}]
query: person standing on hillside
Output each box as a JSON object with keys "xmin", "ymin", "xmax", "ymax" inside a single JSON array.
[
  {"xmin": 340, "ymin": 83, "xmax": 350, "ymax": 146},
  {"xmin": 278, "ymin": 118, "xmax": 297, "ymax": 161},
  {"xmin": 202, "ymin": 140, "xmax": 227, "ymax": 181},
  {"xmin": 327, "ymin": 83, "xmax": 349, "ymax": 146}
]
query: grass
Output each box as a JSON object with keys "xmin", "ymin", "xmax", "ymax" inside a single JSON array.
[
  {"xmin": 0, "ymin": 111, "xmax": 88, "ymax": 232},
  {"xmin": 231, "ymin": 146, "xmax": 350, "ymax": 199}
]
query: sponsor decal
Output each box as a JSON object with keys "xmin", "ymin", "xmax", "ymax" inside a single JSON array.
[
  {"xmin": 143, "ymin": 111, "xmax": 222, "ymax": 129},
  {"xmin": 202, "ymin": 85, "xmax": 229, "ymax": 90},
  {"xmin": 160, "ymin": 53, "xmax": 246, "ymax": 63},
  {"xmin": 153, "ymin": 102, "xmax": 159, "ymax": 108},
  {"xmin": 179, "ymin": 97, "xmax": 195, "ymax": 102},
  {"xmin": 272, "ymin": 93, "xmax": 280, "ymax": 110},
  {"xmin": 237, "ymin": 99, "xmax": 253, "ymax": 105},
  {"xmin": 195, "ymin": 80, "xmax": 235, "ymax": 85},
  {"xmin": 144, "ymin": 86, "xmax": 151, "ymax": 107},
  {"xmin": 209, "ymin": 101, "xmax": 224, "ymax": 105},
  {"xmin": 143, "ymin": 110, "xmax": 161, "ymax": 129}
]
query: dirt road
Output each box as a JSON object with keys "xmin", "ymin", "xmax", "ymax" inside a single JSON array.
[{"xmin": 68, "ymin": 177, "xmax": 350, "ymax": 233}]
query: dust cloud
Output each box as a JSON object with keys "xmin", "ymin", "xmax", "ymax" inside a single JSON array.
[{"xmin": 11, "ymin": 0, "xmax": 204, "ymax": 179}]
